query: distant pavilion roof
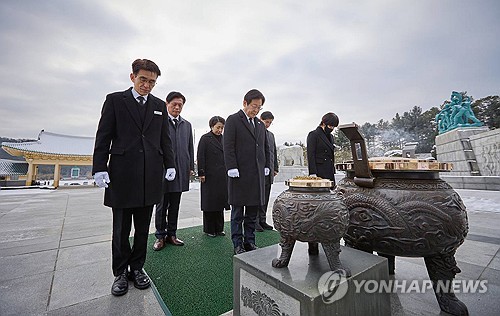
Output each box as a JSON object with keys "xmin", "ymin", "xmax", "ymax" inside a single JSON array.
[
  {"xmin": 1, "ymin": 130, "xmax": 94, "ymax": 159},
  {"xmin": 0, "ymin": 159, "xmax": 29, "ymax": 176}
]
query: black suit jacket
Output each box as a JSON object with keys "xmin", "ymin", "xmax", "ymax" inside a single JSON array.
[
  {"xmin": 224, "ymin": 110, "xmax": 270, "ymax": 206},
  {"xmin": 92, "ymin": 88, "xmax": 175, "ymax": 208},
  {"xmin": 307, "ymin": 126, "xmax": 336, "ymax": 182}
]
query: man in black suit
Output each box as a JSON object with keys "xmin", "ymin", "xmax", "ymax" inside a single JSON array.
[
  {"xmin": 256, "ymin": 111, "xmax": 279, "ymax": 232},
  {"xmin": 92, "ymin": 59, "xmax": 176, "ymax": 296},
  {"xmin": 152, "ymin": 91, "xmax": 194, "ymax": 250},
  {"xmin": 224, "ymin": 89, "xmax": 270, "ymax": 254},
  {"xmin": 306, "ymin": 112, "xmax": 339, "ymax": 184}
]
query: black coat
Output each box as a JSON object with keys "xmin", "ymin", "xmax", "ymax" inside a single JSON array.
[
  {"xmin": 197, "ymin": 131, "xmax": 229, "ymax": 212},
  {"xmin": 164, "ymin": 116, "xmax": 194, "ymax": 193},
  {"xmin": 266, "ymin": 130, "xmax": 279, "ymax": 184},
  {"xmin": 307, "ymin": 126, "xmax": 336, "ymax": 182},
  {"xmin": 92, "ymin": 88, "xmax": 175, "ymax": 208},
  {"xmin": 224, "ymin": 110, "xmax": 270, "ymax": 206}
]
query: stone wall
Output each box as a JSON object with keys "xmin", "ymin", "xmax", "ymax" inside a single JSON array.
[
  {"xmin": 435, "ymin": 126, "xmax": 489, "ymax": 176},
  {"xmin": 469, "ymin": 129, "xmax": 500, "ymax": 176},
  {"xmin": 436, "ymin": 127, "xmax": 500, "ymax": 191}
]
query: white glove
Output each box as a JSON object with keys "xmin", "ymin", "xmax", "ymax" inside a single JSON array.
[
  {"xmin": 165, "ymin": 168, "xmax": 176, "ymax": 181},
  {"xmin": 94, "ymin": 171, "xmax": 110, "ymax": 188},
  {"xmin": 227, "ymin": 168, "xmax": 240, "ymax": 178},
  {"xmin": 264, "ymin": 168, "xmax": 270, "ymax": 176},
  {"xmin": 309, "ymin": 174, "xmax": 317, "ymax": 177}
]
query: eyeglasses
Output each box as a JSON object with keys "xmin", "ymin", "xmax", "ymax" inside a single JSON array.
[
  {"xmin": 137, "ymin": 76, "xmax": 156, "ymax": 86},
  {"xmin": 248, "ymin": 104, "xmax": 263, "ymax": 111}
]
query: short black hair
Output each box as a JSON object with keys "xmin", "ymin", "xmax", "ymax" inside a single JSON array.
[
  {"xmin": 260, "ymin": 111, "xmax": 274, "ymax": 120},
  {"xmin": 209, "ymin": 116, "xmax": 225, "ymax": 128},
  {"xmin": 321, "ymin": 112, "xmax": 339, "ymax": 127},
  {"xmin": 132, "ymin": 59, "xmax": 161, "ymax": 76},
  {"xmin": 166, "ymin": 91, "xmax": 186, "ymax": 103},
  {"xmin": 244, "ymin": 89, "xmax": 265, "ymax": 105}
]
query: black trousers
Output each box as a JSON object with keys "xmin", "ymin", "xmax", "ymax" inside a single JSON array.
[
  {"xmin": 231, "ymin": 205, "xmax": 259, "ymax": 247},
  {"xmin": 258, "ymin": 175, "xmax": 272, "ymax": 223},
  {"xmin": 112, "ymin": 205, "xmax": 153, "ymax": 276},
  {"xmin": 203, "ymin": 211, "xmax": 224, "ymax": 234},
  {"xmin": 155, "ymin": 191, "xmax": 182, "ymax": 239}
]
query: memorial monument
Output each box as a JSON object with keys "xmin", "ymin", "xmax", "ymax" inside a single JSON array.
[
  {"xmin": 435, "ymin": 91, "xmax": 483, "ymax": 134},
  {"xmin": 274, "ymin": 144, "xmax": 308, "ymax": 183},
  {"xmin": 435, "ymin": 91, "xmax": 500, "ymax": 190}
]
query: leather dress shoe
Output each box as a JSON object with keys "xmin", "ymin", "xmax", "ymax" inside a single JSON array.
[
  {"xmin": 255, "ymin": 223, "xmax": 264, "ymax": 232},
  {"xmin": 234, "ymin": 245, "xmax": 246, "ymax": 255},
  {"xmin": 206, "ymin": 233, "xmax": 216, "ymax": 237},
  {"xmin": 244, "ymin": 243, "xmax": 258, "ymax": 251},
  {"xmin": 216, "ymin": 231, "xmax": 226, "ymax": 236},
  {"xmin": 166, "ymin": 236, "xmax": 184, "ymax": 246},
  {"xmin": 260, "ymin": 222, "xmax": 274, "ymax": 230},
  {"xmin": 111, "ymin": 271, "xmax": 128, "ymax": 296},
  {"xmin": 128, "ymin": 269, "xmax": 151, "ymax": 289},
  {"xmin": 153, "ymin": 238, "xmax": 165, "ymax": 251}
]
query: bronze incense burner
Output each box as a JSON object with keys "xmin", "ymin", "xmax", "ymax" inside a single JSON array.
[
  {"xmin": 336, "ymin": 123, "xmax": 469, "ymax": 316},
  {"xmin": 272, "ymin": 177, "xmax": 351, "ymax": 275}
]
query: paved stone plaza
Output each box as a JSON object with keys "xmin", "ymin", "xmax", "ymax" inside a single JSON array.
[{"xmin": 0, "ymin": 183, "xmax": 499, "ymax": 315}]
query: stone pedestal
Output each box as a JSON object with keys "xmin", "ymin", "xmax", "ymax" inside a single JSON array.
[
  {"xmin": 436, "ymin": 127, "xmax": 500, "ymax": 191},
  {"xmin": 469, "ymin": 129, "xmax": 500, "ymax": 176},
  {"xmin": 233, "ymin": 242, "xmax": 390, "ymax": 316},
  {"xmin": 435, "ymin": 126, "xmax": 489, "ymax": 176}
]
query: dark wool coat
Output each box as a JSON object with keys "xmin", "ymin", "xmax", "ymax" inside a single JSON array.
[
  {"xmin": 224, "ymin": 110, "xmax": 270, "ymax": 206},
  {"xmin": 92, "ymin": 88, "xmax": 175, "ymax": 208},
  {"xmin": 267, "ymin": 130, "xmax": 279, "ymax": 184},
  {"xmin": 164, "ymin": 116, "xmax": 194, "ymax": 193},
  {"xmin": 197, "ymin": 131, "xmax": 230, "ymax": 212},
  {"xmin": 307, "ymin": 126, "xmax": 336, "ymax": 183}
]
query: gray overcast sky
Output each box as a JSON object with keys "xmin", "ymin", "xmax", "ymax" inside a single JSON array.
[{"xmin": 1, "ymin": 0, "xmax": 499, "ymax": 147}]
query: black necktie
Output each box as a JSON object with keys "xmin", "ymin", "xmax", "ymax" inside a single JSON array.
[
  {"xmin": 137, "ymin": 96, "xmax": 145, "ymax": 106},
  {"xmin": 249, "ymin": 118, "xmax": 255, "ymax": 131},
  {"xmin": 173, "ymin": 118, "xmax": 179, "ymax": 128}
]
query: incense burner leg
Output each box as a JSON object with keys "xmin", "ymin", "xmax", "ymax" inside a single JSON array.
[
  {"xmin": 424, "ymin": 252, "xmax": 469, "ymax": 316},
  {"xmin": 272, "ymin": 237, "xmax": 296, "ymax": 268},
  {"xmin": 322, "ymin": 241, "xmax": 352, "ymax": 277},
  {"xmin": 308, "ymin": 242, "xmax": 319, "ymax": 255}
]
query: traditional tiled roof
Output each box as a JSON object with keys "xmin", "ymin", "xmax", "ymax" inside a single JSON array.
[
  {"xmin": 1, "ymin": 130, "xmax": 94, "ymax": 157},
  {"xmin": 0, "ymin": 147, "xmax": 25, "ymax": 161},
  {"xmin": 0, "ymin": 159, "xmax": 28, "ymax": 176}
]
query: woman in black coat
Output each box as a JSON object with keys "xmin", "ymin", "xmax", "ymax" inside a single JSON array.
[
  {"xmin": 197, "ymin": 116, "xmax": 230, "ymax": 237},
  {"xmin": 306, "ymin": 112, "xmax": 340, "ymax": 185}
]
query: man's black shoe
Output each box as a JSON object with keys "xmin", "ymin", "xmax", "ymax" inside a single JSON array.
[
  {"xmin": 111, "ymin": 271, "xmax": 128, "ymax": 296},
  {"xmin": 234, "ymin": 245, "xmax": 246, "ymax": 255},
  {"xmin": 255, "ymin": 223, "xmax": 264, "ymax": 232},
  {"xmin": 244, "ymin": 243, "xmax": 258, "ymax": 251},
  {"xmin": 260, "ymin": 222, "xmax": 273, "ymax": 230},
  {"xmin": 127, "ymin": 269, "xmax": 151, "ymax": 289}
]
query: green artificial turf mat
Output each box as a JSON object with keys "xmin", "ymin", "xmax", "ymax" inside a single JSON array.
[{"xmin": 142, "ymin": 222, "xmax": 281, "ymax": 316}]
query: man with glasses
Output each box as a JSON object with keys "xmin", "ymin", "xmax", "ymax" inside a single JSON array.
[
  {"xmin": 224, "ymin": 89, "xmax": 270, "ymax": 254},
  {"xmin": 92, "ymin": 59, "xmax": 176, "ymax": 296}
]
